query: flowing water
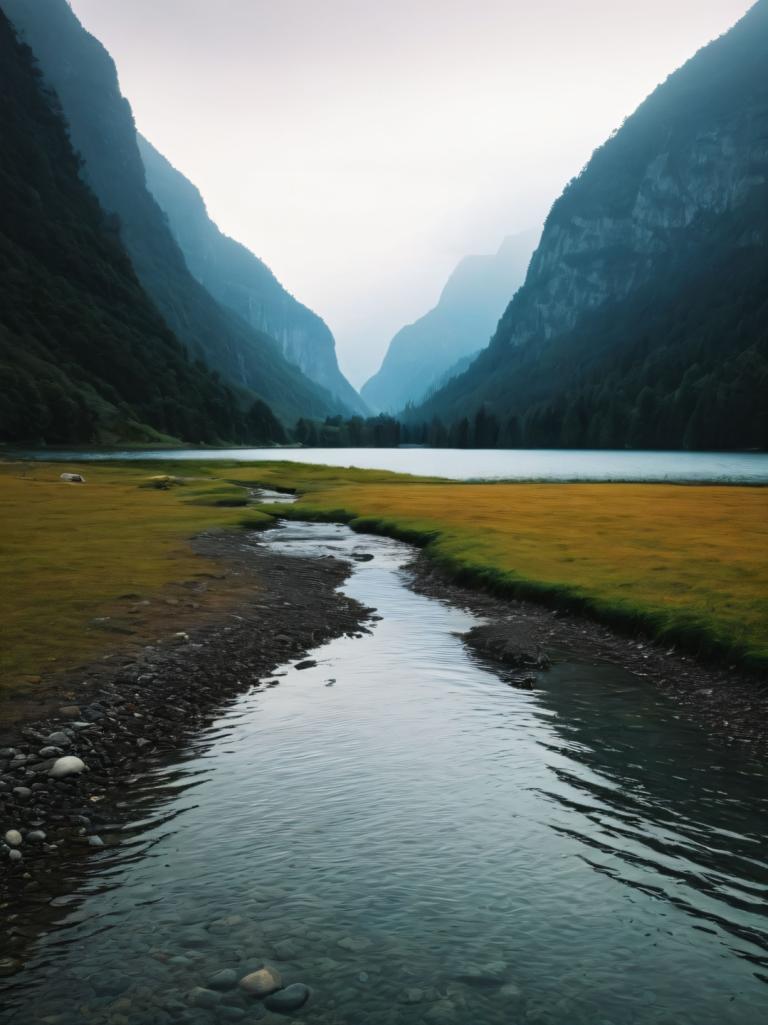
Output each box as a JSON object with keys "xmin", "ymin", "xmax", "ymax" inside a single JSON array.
[
  {"xmin": 1, "ymin": 523, "xmax": 767, "ymax": 1025},
  {"xmin": 10, "ymin": 447, "xmax": 768, "ymax": 482}
]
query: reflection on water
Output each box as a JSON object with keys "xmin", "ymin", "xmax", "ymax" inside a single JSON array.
[
  {"xmin": 10, "ymin": 446, "xmax": 768, "ymax": 482},
  {"xmin": 1, "ymin": 523, "xmax": 766, "ymax": 1025}
]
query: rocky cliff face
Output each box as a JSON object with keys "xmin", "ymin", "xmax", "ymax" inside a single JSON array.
[
  {"xmin": 138, "ymin": 136, "xmax": 367, "ymax": 416},
  {"xmin": 362, "ymin": 231, "xmax": 537, "ymax": 413},
  {"xmin": 413, "ymin": 1, "xmax": 768, "ymax": 450},
  {"xmin": 3, "ymin": 0, "xmax": 345, "ymax": 426}
]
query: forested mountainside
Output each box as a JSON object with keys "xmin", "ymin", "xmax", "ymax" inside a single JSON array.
[
  {"xmin": 137, "ymin": 136, "xmax": 367, "ymax": 416},
  {"xmin": 2, "ymin": 0, "xmax": 345, "ymax": 426},
  {"xmin": 0, "ymin": 11, "xmax": 284, "ymax": 445},
  {"xmin": 412, "ymin": 1, "xmax": 768, "ymax": 451},
  {"xmin": 362, "ymin": 232, "xmax": 537, "ymax": 414}
]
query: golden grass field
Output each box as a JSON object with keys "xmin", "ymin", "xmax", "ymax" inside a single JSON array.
[{"xmin": 1, "ymin": 458, "xmax": 766, "ymax": 689}]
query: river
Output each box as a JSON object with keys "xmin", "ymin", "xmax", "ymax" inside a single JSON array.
[
  {"xmin": 9, "ymin": 447, "xmax": 768, "ymax": 482},
  {"xmin": 1, "ymin": 522, "xmax": 766, "ymax": 1024}
]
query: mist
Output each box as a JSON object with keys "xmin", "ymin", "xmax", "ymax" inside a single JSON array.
[{"xmin": 68, "ymin": 0, "xmax": 754, "ymax": 386}]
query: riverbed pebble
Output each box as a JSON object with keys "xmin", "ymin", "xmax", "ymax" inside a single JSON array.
[
  {"xmin": 44, "ymin": 732, "xmax": 70, "ymax": 748},
  {"xmin": 238, "ymin": 966, "xmax": 282, "ymax": 997},
  {"xmin": 187, "ymin": 987, "xmax": 222, "ymax": 1010},
  {"xmin": 264, "ymin": 983, "xmax": 310, "ymax": 1013},
  {"xmin": 4, "ymin": 830, "xmax": 22, "ymax": 847},
  {"xmin": 49, "ymin": 755, "xmax": 86, "ymax": 778},
  {"xmin": 8, "ymin": 849, "xmax": 22, "ymax": 863},
  {"xmin": 207, "ymin": 968, "xmax": 238, "ymax": 991},
  {"xmin": 12, "ymin": 787, "xmax": 32, "ymax": 800}
]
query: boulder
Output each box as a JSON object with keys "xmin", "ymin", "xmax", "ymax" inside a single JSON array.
[
  {"xmin": 238, "ymin": 966, "xmax": 282, "ymax": 997},
  {"xmin": 49, "ymin": 755, "xmax": 86, "ymax": 778}
]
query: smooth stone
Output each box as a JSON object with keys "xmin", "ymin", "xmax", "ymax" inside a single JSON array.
[
  {"xmin": 12, "ymin": 787, "xmax": 32, "ymax": 800},
  {"xmin": 88, "ymin": 835, "xmax": 105, "ymax": 847},
  {"xmin": 27, "ymin": 830, "xmax": 46, "ymax": 842},
  {"xmin": 264, "ymin": 984, "xmax": 310, "ymax": 1013},
  {"xmin": 294, "ymin": 660, "xmax": 317, "ymax": 671},
  {"xmin": 8, "ymin": 849, "xmax": 22, "ymax": 863},
  {"xmin": 187, "ymin": 987, "xmax": 222, "ymax": 1010},
  {"xmin": 239, "ymin": 966, "xmax": 282, "ymax": 997},
  {"xmin": 38, "ymin": 748, "xmax": 61, "ymax": 758},
  {"xmin": 44, "ymin": 733, "xmax": 70, "ymax": 748},
  {"xmin": 49, "ymin": 756, "xmax": 86, "ymax": 778},
  {"xmin": 4, "ymin": 830, "xmax": 22, "ymax": 847},
  {"xmin": 59, "ymin": 705, "xmax": 81, "ymax": 718},
  {"xmin": 207, "ymin": 969, "xmax": 238, "ymax": 991}
]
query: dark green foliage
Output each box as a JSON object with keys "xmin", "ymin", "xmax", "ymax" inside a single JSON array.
[
  {"xmin": 0, "ymin": 12, "xmax": 282, "ymax": 445},
  {"xmin": 409, "ymin": 2, "xmax": 768, "ymax": 451},
  {"xmin": 3, "ymin": 0, "xmax": 344, "ymax": 425}
]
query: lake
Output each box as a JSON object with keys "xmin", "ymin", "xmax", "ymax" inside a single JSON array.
[{"xmin": 8, "ymin": 447, "xmax": 768, "ymax": 482}]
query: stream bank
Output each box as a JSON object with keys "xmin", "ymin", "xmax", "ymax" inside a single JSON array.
[{"xmin": 0, "ymin": 529, "xmax": 371, "ymax": 917}]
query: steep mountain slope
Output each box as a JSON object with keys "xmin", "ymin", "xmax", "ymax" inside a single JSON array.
[
  {"xmin": 413, "ymin": 2, "xmax": 768, "ymax": 450},
  {"xmin": 362, "ymin": 232, "xmax": 537, "ymax": 413},
  {"xmin": 0, "ymin": 11, "xmax": 283, "ymax": 445},
  {"xmin": 2, "ymin": 0, "xmax": 344, "ymax": 425},
  {"xmin": 137, "ymin": 136, "xmax": 367, "ymax": 416}
]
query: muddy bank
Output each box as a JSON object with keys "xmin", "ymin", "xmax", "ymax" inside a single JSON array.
[
  {"xmin": 0, "ymin": 530, "xmax": 371, "ymax": 920},
  {"xmin": 409, "ymin": 554, "xmax": 768, "ymax": 753}
]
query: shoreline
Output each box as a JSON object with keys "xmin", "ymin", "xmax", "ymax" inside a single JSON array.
[
  {"xmin": 2, "ymin": 515, "xmax": 767, "ymax": 974},
  {"xmin": 409, "ymin": 553, "xmax": 768, "ymax": 754},
  {"xmin": 0, "ymin": 529, "xmax": 371, "ymax": 961}
]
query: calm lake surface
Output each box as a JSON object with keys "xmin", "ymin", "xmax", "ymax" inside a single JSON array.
[
  {"xmin": 10, "ymin": 447, "xmax": 768, "ymax": 482},
  {"xmin": 2, "ymin": 523, "xmax": 766, "ymax": 1024}
]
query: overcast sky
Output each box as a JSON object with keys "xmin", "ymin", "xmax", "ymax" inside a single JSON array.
[{"xmin": 69, "ymin": 0, "xmax": 753, "ymax": 387}]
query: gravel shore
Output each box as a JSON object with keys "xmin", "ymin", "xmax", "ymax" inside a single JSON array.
[{"xmin": 0, "ymin": 529, "xmax": 371, "ymax": 933}]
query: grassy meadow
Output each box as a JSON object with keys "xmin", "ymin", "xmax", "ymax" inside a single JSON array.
[{"xmin": 1, "ymin": 458, "xmax": 766, "ymax": 690}]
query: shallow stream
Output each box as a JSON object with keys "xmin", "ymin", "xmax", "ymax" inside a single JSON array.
[{"xmin": 1, "ymin": 523, "xmax": 766, "ymax": 1024}]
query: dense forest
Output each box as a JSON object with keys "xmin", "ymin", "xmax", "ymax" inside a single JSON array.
[
  {"xmin": 409, "ymin": 0, "xmax": 768, "ymax": 452},
  {"xmin": 0, "ymin": 11, "xmax": 284, "ymax": 445},
  {"xmin": 3, "ymin": 0, "xmax": 348, "ymax": 426}
]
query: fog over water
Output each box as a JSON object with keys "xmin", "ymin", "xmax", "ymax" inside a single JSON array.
[{"xmin": 68, "ymin": 0, "xmax": 754, "ymax": 385}]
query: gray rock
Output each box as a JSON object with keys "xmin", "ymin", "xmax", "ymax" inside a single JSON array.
[
  {"xmin": 38, "ymin": 748, "xmax": 61, "ymax": 759},
  {"xmin": 4, "ymin": 830, "xmax": 22, "ymax": 847},
  {"xmin": 187, "ymin": 987, "xmax": 221, "ymax": 1010},
  {"xmin": 264, "ymin": 984, "xmax": 310, "ymax": 1013},
  {"xmin": 0, "ymin": 748, "xmax": 16, "ymax": 759},
  {"xmin": 87, "ymin": 835, "xmax": 104, "ymax": 847},
  {"xmin": 207, "ymin": 969, "xmax": 238, "ymax": 991},
  {"xmin": 8, "ymin": 849, "xmax": 22, "ymax": 863},
  {"xmin": 44, "ymin": 732, "xmax": 70, "ymax": 748},
  {"xmin": 27, "ymin": 830, "xmax": 46, "ymax": 842},
  {"xmin": 12, "ymin": 787, "xmax": 32, "ymax": 800}
]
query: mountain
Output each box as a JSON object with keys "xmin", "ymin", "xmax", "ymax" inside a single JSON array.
[
  {"xmin": 412, "ymin": 3, "xmax": 768, "ymax": 451},
  {"xmin": 361, "ymin": 231, "xmax": 538, "ymax": 413},
  {"xmin": 0, "ymin": 10, "xmax": 283, "ymax": 445},
  {"xmin": 2, "ymin": 0, "xmax": 346, "ymax": 426},
  {"xmin": 137, "ymin": 135, "xmax": 368, "ymax": 416}
]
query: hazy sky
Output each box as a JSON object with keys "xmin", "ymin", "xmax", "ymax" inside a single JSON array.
[{"xmin": 69, "ymin": 0, "xmax": 753, "ymax": 386}]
